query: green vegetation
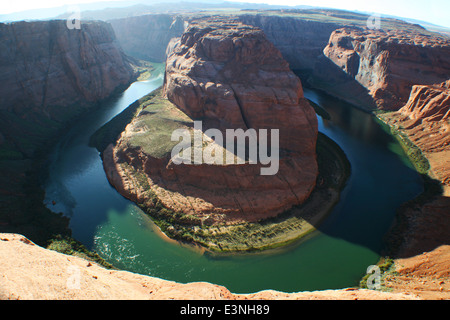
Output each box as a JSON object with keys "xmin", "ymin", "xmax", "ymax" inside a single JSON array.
[
  {"xmin": 150, "ymin": 132, "xmax": 349, "ymax": 253},
  {"xmin": 390, "ymin": 127, "xmax": 430, "ymax": 174},
  {"xmin": 90, "ymin": 89, "xmax": 162, "ymax": 153},
  {"xmin": 359, "ymin": 257, "xmax": 396, "ymax": 290},
  {"xmin": 46, "ymin": 235, "xmax": 115, "ymax": 269},
  {"xmin": 131, "ymin": 58, "xmax": 157, "ymax": 81},
  {"xmin": 360, "ymin": 113, "xmax": 444, "ymax": 291},
  {"xmin": 375, "ymin": 113, "xmax": 430, "ymax": 174},
  {"xmin": 109, "ymin": 90, "xmax": 352, "ymax": 253},
  {"xmin": 90, "ymin": 87, "xmax": 193, "ymax": 158},
  {"xmin": 126, "ymin": 96, "xmax": 193, "ymax": 159}
]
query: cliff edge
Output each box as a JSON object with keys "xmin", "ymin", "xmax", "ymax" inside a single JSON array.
[
  {"xmin": 318, "ymin": 27, "xmax": 450, "ymax": 110},
  {"xmin": 0, "ymin": 233, "xmax": 420, "ymax": 300}
]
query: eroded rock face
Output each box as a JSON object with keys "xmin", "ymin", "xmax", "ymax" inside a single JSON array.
[
  {"xmin": 379, "ymin": 81, "xmax": 450, "ymax": 189},
  {"xmin": 108, "ymin": 20, "xmax": 318, "ymax": 225},
  {"xmin": 164, "ymin": 19, "xmax": 318, "ymax": 154},
  {"xmin": 321, "ymin": 28, "xmax": 450, "ymax": 110},
  {"xmin": 0, "ymin": 20, "xmax": 134, "ymax": 117},
  {"xmin": 235, "ymin": 14, "xmax": 341, "ymax": 72}
]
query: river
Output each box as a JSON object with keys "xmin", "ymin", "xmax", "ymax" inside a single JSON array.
[{"xmin": 44, "ymin": 65, "xmax": 423, "ymax": 294}]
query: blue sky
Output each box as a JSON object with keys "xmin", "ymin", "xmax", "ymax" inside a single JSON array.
[
  {"xmin": 228, "ymin": 0, "xmax": 450, "ymax": 27},
  {"xmin": 1, "ymin": 0, "xmax": 449, "ymax": 28}
]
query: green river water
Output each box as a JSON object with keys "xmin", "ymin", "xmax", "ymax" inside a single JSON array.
[{"xmin": 44, "ymin": 64, "xmax": 423, "ymax": 294}]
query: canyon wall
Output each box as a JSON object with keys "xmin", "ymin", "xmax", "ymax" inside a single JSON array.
[
  {"xmin": 0, "ymin": 20, "xmax": 135, "ymax": 244},
  {"xmin": 109, "ymin": 11, "xmax": 450, "ymax": 112},
  {"xmin": 110, "ymin": 14, "xmax": 186, "ymax": 62},
  {"xmin": 235, "ymin": 14, "xmax": 340, "ymax": 72},
  {"xmin": 0, "ymin": 20, "xmax": 135, "ymax": 157},
  {"xmin": 319, "ymin": 28, "xmax": 450, "ymax": 110},
  {"xmin": 107, "ymin": 12, "xmax": 342, "ymax": 74},
  {"xmin": 377, "ymin": 81, "xmax": 450, "ymax": 299}
]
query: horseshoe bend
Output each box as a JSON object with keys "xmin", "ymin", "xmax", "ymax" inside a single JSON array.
[
  {"xmin": 2, "ymin": 3, "xmax": 449, "ymax": 302},
  {"xmin": 97, "ymin": 19, "xmax": 349, "ymax": 252}
]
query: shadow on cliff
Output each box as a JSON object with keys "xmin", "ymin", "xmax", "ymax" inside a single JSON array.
[
  {"xmin": 299, "ymin": 80, "xmax": 449, "ymax": 260},
  {"xmin": 383, "ymin": 176, "xmax": 450, "ymax": 259},
  {"xmin": 134, "ymin": 65, "xmax": 444, "ymax": 258},
  {"xmin": 295, "ymin": 54, "xmax": 378, "ymax": 112}
]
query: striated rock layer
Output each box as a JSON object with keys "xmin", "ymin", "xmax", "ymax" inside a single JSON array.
[
  {"xmin": 107, "ymin": 20, "xmax": 318, "ymax": 225},
  {"xmin": 379, "ymin": 80, "xmax": 450, "ymax": 191},
  {"xmin": 164, "ymin": 19, "xmax": 318, "ymax": 153},
  {"xmin": 319, "ymin": 28, "xmax": 450, "ymax": 110},
  {"xmin": 0, "ymin": 20, "xmax": 135, "ymax": 117},
  {"xmin": 0, "ymin": 20, "xmax": 135, "ymax": 156}
]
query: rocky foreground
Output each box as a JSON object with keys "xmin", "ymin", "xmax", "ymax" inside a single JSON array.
[
  {"xmin": 0, "ymin": 233, "xmax": 420, "ymax": 300},
  {"xmin": 379, "ymin": 81, "xmax": 450, "ymax": 189}
]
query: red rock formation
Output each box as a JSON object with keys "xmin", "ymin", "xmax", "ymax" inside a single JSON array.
[
  {"xmin": 0, "ymin": 20, "xmax": 134, "ymax": 117},
  {"xmin": 322, "ymin": 28, "xmax": 450, "ymax": 110},
  {"xmin": 164, "ymin": 19, "xmax": 318, "ymax": 154},
  {"xmin": 380, "ymin": 80, "xmax": 450, "ymax": 189},
  {"xmin": 107, "ymin": 19, "xmax": 318, "ymax": 225},
  {"xmin": 399, "ymin": 81, "xmax": 450, "ymax": 123}
]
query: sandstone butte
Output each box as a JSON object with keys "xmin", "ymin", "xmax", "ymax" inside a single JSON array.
[
  {"xmin": 103, "ymin": 19, "xmax": 319, "ymax": 226},
  {"xmin": 377, "ymin": 81, "xmax": 450, "ymax": 299}
]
